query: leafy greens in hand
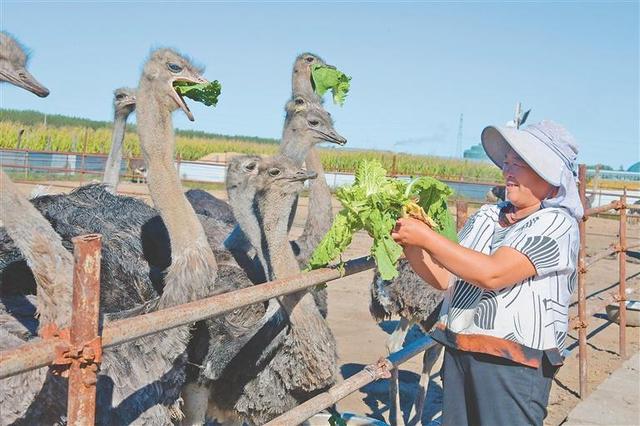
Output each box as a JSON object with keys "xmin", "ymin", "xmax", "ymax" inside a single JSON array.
[
  {"xmin": 307, "ymin": 160, "xmax": 457, "ymax": 280},
  {"xmin": 311, "ymin": 65, "xmax": 351, "ymax": 106},
  {"xmin": 174, "ymin": 81, "xmax": 222, "ymax": 107}
]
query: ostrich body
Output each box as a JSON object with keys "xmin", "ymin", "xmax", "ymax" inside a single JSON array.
[{"xmin": 102, "ymin": 87, "xmax": 136, "ymax": 193}]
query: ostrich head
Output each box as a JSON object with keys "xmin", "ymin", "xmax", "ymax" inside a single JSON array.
[
  {"xmin": 0, "ymin": 32, "xmax": 49, "ymax": 97},
  {"xmin": 286, "ymin": 95, "xmax": 346, "ymax": 146},
  {"xmin": 226, "ymin": 155, "xmax": 262, "ymax": 197},
  {"xmin": 254, "ymin": 155, "xmax": 317, "ymax": 203},
  {"xmin": 292, "ymin": 52, "xmax": 329, "ymax": 99},
  {"xmin": 139, "ymin": 48, "xmax": 207, "ymax": 122},
  {"xmin": 113, "ymin": 87, "xmax": 136, "ymax": 117},
  {"xmin": 281, "ymin": 95, "xmax": 346, "ymax": 164}
]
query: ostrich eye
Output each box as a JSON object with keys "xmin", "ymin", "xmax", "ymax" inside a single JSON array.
[
  {"xmin": 294, "ymin": 98, "xmax": 305, "ymax": 105},
  {"xmin": 268, "ymin": 168, "xmax": 281, "ymax": 177},
  {"xmin": 308, "ymin": 120, "xmax": 319, "ymax": 126},
  {"xmin": 305, "ymin": 57, "xmax": 314, "ymax": 63},
  {"xmin": 167, "ymin": 63, "xmax": 183, "ymax": 73},
  {"xmin": 244, "ymin": 162, "xmax": 256, "ymax": 171},
  {"xmin": 115, "ymin": 94, "xmax": 126, "ymax": 100}
]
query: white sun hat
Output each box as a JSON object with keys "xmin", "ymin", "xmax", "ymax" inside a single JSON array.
[{"xmin": 481, "ymin": 120, "xmax": 584, "ymax": 220}]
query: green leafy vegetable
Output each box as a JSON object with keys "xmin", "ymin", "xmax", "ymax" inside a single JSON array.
[
  {"xmin": 311, "ymin": 64, "xmax": 351, "ymax": 106},
  {"xmin": 173, "ymin": 81, "xmax": 222, "ymax": 107},
  {"xmin": 308, "ymin": 160, "xmax": 457, "ymax": 280}
]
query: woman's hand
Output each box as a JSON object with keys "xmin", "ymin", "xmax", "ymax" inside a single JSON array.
[{"xmin": 391, "ymin": 217, "xmax": 433, "ymax": 248}]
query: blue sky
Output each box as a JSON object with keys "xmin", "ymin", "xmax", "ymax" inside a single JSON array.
[{"xmin": 2, "ymin": 1, "xmax": 638, "ymax": 168}]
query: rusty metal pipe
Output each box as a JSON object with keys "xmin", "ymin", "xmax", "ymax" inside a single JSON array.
[
  {"xmin": 619, "ymin": 191, "xmax": 627, "ymax": 359},
  {"xmin": 570, "ymin": 286, "xmax": 639, "ymax": 329},
  {"xmin": 584, "ymin": 242, "xmax": 639, "ymax": 268},
  {"xmin": 264, "ymin": 337, "xmax": 437, "ymax": 426},
  {"xmin": 0, "ymin": 256, "xmax": 375, "ymax": 379},
  {"xmin": 585, "ymin": 200, "xmax": 622, "ymax": 216},
  {"xmin": 577, "ymin": 164, "xmax": 588, "ymax": 398},
  {"xmin": 67, "ymin": 234, "xmax": 102, "ymax": 426}
]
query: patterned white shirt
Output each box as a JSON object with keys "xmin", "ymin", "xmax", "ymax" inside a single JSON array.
[{"xmin": 432, "ymin": 204, "xmax": 579, "ymax": 367}]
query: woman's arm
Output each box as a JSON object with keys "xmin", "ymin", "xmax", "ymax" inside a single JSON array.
[
  {"xmin": 403, "ymin": 245, "xmax": 452, "ymax": 290},
  {"xmin": 392, "ymin": 217, "xmax": 536, "ymax": 290}
]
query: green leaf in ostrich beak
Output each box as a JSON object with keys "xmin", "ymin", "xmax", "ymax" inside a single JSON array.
[
  {"xmin": 311, "ymin": 64, "xmax": 351, "ymax": 106},
  {"xmin": 173, "ymin": 80, "xmax": 222, "ymax": 107}
]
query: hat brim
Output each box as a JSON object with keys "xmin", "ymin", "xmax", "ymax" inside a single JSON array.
[{"xmin": 481, "ymin": 126, "xmax": 563, "ymax": 186}]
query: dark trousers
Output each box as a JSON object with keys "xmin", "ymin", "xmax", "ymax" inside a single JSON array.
[{"xmin": 442, "ymin": 347, "xmax": 558, "ymax": 426}]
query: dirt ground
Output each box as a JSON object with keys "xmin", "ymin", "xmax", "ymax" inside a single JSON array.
[{"xmin": 10, "ymin": 180, "xmax": 640, "ymax": 425}]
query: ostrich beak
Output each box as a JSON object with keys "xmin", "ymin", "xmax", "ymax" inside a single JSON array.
[
  {"xmin": 289, "ymin": 170, "xmax": 317, "ymax": 182},
  {"xmin": 0, "ymin": 67, "xmax": 49, "ymax": 97},
  {"xmin": 122, "ymin": 96, "xmax": 136, "ymax": 107},
  {"xmin": 171, "ymin": 74, "xmax": 209, "ymax": 121},
  {"xmin": 315, "ymin": 128, "xmax": 347, "ymax": 146}
]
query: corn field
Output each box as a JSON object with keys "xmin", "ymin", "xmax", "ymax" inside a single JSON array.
[{"xmin": 0, "ymin": 121, "xmax": 503, "ymax": 182}]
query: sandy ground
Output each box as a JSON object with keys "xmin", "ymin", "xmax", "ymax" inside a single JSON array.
[{"xmin": 9, "ymin": 179, "xmax": 640, "ymax": 425}]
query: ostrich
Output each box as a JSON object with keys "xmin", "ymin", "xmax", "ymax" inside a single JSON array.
[
  {"xmin": 179, "ymin": 96, "xmax": 345, "ymax": 423},
  {"xmin": 282, "ymin": 52, "xmax": 340, "ymax": 267},
  {"xmin": 0, "ymin": 32, "xmax": 73, "ymax": 426},
  {"xmin": 0, "ymin": 32, "xmax": 49, "ymax": 97},
  {"xmin": 102, "ymin": 87, "xmax": 136, "ymax": 193},
  {"xmin": 198, "ymin": 154, "xmax": 337, "ymax": 425},
  {"xmin": 0, "ymin": 47, "xmax": 232, "ymax": 425}
]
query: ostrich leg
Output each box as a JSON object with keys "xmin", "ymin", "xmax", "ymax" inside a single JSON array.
[
  {"xmin": 387, "ymin": 317, "xmax": 411, "ymax": 426},
  {"xmin": 408, "ymin": 343, "xmax": 443, "ymax": 426}
]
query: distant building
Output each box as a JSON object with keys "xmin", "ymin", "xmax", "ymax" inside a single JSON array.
[
  {"xmin": 628, "ymin": 162, "xmax": 639, "ymax": 173},
  {"xmin": 463, "ymin": 144, "xmax": 489, "ymax": 161}
]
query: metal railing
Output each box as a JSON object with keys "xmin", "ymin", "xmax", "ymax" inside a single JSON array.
[
  {"xmin": 0, "ymin": 163, "xmax": 637, "ymax": 424},
  {"xmin": 574, "ymin": 164, "xmax": 638, "ymax": 397}
]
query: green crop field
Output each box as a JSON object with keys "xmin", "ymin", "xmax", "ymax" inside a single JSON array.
[{"xmin": 0, "ymin": 109, "xmax": 505, "ymax": 182}]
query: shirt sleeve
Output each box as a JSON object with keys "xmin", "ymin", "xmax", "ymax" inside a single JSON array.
[{"xmin": 503, "ymin": 209, "xmax": 579, "ymax": 277}]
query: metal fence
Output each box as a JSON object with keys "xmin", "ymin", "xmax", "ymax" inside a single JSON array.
[
  {"xmin": 3, "ymin": 148, "xmax": 639, "ymax": 206},
  {"xmin": 0, "ymin": 164, "xmax": 637, "ymax": 424}
]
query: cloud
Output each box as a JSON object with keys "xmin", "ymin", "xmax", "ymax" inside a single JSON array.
[{"xmin": 392, "ymin": 123, "xmax": 451, "ymax": 148}]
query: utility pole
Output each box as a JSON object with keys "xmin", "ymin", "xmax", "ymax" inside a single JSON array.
[{"xmin": 456, "ymin": 113, "xmax": 463, "ymax": 157}]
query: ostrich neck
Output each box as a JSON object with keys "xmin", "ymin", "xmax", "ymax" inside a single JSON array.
[
  {"xmin": 0, "ymin": 170, "xmax": 73, "ymax": 328},
  {"xmin": 280, "ymin": 126, "xmax": 313, "ymax": 166},
  {"xmin": 136, "ymin": 88, "xmax": 217, "ymax": 306},
  {"xmin": 296, "ymin": 147, "xmax": 333, "ymax": 261},
  {"xmin": 227, "ymin": 189, "xmax": 269, "ymax": 280},
  {"xmin": 102, "ymin": 112, "xmax": 129, "ymax": 193},
  {"xmin": 292, "ymin": 69, "xmax": 317, "ymax": 100},
  {"xmin": 259, "ymin": 194, "xmax": 318, "ymax": 323},
  {"xmin": 136, "ymin": 91, "xmax": 206, "ymax": 252}
]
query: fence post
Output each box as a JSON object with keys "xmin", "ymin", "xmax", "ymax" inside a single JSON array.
[
  {"xmin": 577, "ymin": 164, "xmax": 588, "ymax": 398},
  {"xmin": 80, "ymin": 128, "xmax": 88, "ymax": 185},
  {"xmin": 16, "ymin": 128, "xmax": 24, "ymax": 149},
  {"xmin": 619, "ymin": 189, "xmax": 627, "ymax": 359},
  {"xmin": 24, "ymin": 150, "xmax": 29, "ymax": 179},
  {"xmin": 456, "ymin": 200, "xmax": 468, "ymax": 232},
  {"xmin": 67, "ymin": 234, "xmax": 102, "ymax": 426}
]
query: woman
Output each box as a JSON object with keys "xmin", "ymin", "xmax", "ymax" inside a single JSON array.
[{"xmin": 391, "ymin": 120, "xmax": 582, "ymax": 425}]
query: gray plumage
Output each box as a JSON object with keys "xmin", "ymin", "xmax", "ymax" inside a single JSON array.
[
  {"xmin": 370, "ymin": 260, "xmax": 443, "ymax": 331},
  {"xmin": 201, "ymin": 155, "xmax": 337, "ymax": 425}
]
